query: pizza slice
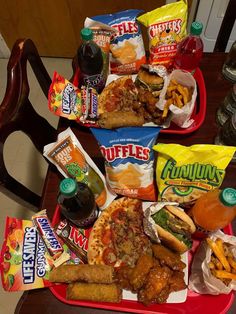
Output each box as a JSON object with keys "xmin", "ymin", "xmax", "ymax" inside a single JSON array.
[
  {"xmin": 98, "ymin": 76, "xmax": 139, "ymax": 115},
  {"xmin": 87, "ymin": 197, "xmax": 152, "ymax": 268}
]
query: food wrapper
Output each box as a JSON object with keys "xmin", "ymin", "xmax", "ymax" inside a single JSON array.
[
  {"xmin": 91, "ymin": 127, "xmax": 161, "ymax": 201},
  {"xmin": 55, "ymin": 219, "xmax": 90, "ymax": 264},
  {"xmin": 32, "ymin": 209, "xmax": 70, "ymax": 267},
  {"xmin": 153, "ymin": 143, "xmax": 236, "ymax": 208},
  {"xmin": 93, "ymin": 9, "xmax": 146, "ymax": 74},
  {"xmin": 137, "ymin": 0, "xmax": 187, "ymax": 68},
  {"xmin": 143, "ymin": 201, "xmax": 179, "ymax": 242},
  {"xmin": 189, "ymin": 230, "xmax": 236, "ymax": 294},
  {"xmin": 43, "ymin": 127, "xmax": 116, "ymax": 210},
  {"xmin": 48, "ymin": 72, "xmax": 99, "ymax": 125},
  {"xmin": 0, "ymin": 216, "xmax": 55, "ymax": 291},
  {"xmin": 157, "ymin": 70, "xmax": 197, "ymax": 128}
]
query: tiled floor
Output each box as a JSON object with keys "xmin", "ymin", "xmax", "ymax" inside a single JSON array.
[{"xmin": 0, "ymin": 57, "xmax": 72, "ymax": 313}]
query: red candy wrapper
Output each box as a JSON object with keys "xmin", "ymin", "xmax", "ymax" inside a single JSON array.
[{"xmin": 55, "ymin": 219, "xmax": 91, "ymax": 264}]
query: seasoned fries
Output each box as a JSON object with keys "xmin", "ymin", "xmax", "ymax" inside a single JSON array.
[
  {"xmin": 162, "ymin": 79, "xmax": 192, "ymax": 118},
  {"xmin": 207, "ymin": 237, "xmax": 236, "ymax": 284}
]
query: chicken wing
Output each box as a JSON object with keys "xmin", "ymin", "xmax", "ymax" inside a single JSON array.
[{"xmin": 152, "ymin": 244, "xmax": 186, "ymax": 271}]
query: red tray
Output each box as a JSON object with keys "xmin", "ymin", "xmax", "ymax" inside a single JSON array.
[
  {"xmin": 73, "ymin": 67, "xmax": 206, "ymax": 135},
  {"xmin": 50, "ymin": 206, "xmax": 234, "ymax": 314}
]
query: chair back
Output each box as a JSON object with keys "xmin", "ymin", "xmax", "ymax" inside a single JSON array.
[{"xmin": 0, "ymin": 38, "xmax": 57, "ymax": 211}]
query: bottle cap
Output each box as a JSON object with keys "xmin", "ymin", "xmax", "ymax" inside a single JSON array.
[
  {"xmin": 80, "ymin": 28, "xmax": 93, "ymax": 41},
  {"xmin": 191, "ymin": 21, "xmax": 203, "ymax": 36},
  {"xmin": 220, "ymin": 188, "xmax": 236, "ymax": 206},
  {"xmin": 59, "ymin": 178, "xmax": 78, "ymax": 197}
]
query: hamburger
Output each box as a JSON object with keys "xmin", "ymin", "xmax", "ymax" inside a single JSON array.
[
  {"xmin": 135, "ymin": 64, "xmax": 164, "ymax": 94},
  {"xmin": 151, "ymin": 205, "xmax": 196, "ymax": 254}
]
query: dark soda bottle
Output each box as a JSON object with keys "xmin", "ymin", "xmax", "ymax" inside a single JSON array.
[
  {"xmin": 77, "ymin": 28, "xmax": 104, "ymax": 93},
  {"xmin": 174, "ymin": 21, "xmax": 203, "ymax": 74},
  {"xmin": 57, "ymin": 178, "xmax": 99, "ymax": 228}
]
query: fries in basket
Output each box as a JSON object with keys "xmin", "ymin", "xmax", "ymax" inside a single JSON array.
[
  {"xmin": 207, "ymin": 238, "xmax": 236, "ymax": 285},
  {"xmin": 162, "ymin": 79, "xmax": 193, "ymax": 118}
]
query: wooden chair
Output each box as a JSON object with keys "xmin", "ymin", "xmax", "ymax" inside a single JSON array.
[{"xmin": 0, "ymin": 38, "xmax": 58, "ymax": 212}]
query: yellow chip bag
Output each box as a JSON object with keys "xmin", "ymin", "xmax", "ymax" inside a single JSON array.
[
  {"xmin": 137, "ymin": 0, "xmax": 188, "ymax": 68},
  {"xmin": 153, "ymin": 143, "xmax": 236, "ymax": 208}
]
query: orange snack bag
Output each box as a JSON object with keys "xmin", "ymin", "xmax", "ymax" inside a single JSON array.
[{"xmin": 137, "ymin": 0, "xmax": 188, "ymax": 68}]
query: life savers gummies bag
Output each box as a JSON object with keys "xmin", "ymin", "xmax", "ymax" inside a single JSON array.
[
  {"xmin": 91, "ymin": 127, "xmax": 161, "ymax": 201},
  {"xmin": 153, "ymin": 144, "xmax": 236, "ymax": 208},
  {"xmin": 43, "ymin": 127, "xmax": 116, "ymax": 210},
  {"xmin": 137, "ymin": 0, "xmax": 187, "ymax": 68},
  {"xmin": 93, "ymin": 9, "xmax": 146, "ymax": 74},
  {"xmin": 0, "ymin": 217, "xmax": 54, "ymax": 291}
]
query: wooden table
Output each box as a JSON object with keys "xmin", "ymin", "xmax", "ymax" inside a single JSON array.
[{"xmin": 15, "ymin": 53, "xmax": 236, "ymax": 314}]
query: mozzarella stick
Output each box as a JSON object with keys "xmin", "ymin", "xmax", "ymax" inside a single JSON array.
[
  {"xmin": 67, "ymin": 283, "xmax": 122, "ymax": 303},
  {"xmin": 49, "ymin": 264, "xmax": 114, "ymax": 284}
]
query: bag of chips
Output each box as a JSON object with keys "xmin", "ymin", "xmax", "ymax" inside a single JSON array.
[
  {"xmin": 137, "ymin": 0, "xmax": 188, "ymax": 68},
  {"xmin": 91, "ymin": 126, "xmax": 161, "ymax": 201},
  {"xmin": 93, "ymin": 9, "xmax": 146, "ymax": 74},
  {"xmin": 153, "ymin": 143, "xmax": 236, "ymax": 208}
]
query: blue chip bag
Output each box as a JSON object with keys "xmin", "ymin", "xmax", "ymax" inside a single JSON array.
[
  {"xmin": 90, "ymin": 127, "xmax": 161, "ymax": 200},
  {"xmin": 92, "ymin": 9, "xmax": 146, "ymax": 75}
]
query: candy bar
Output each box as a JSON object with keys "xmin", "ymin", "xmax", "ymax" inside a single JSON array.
[
  {"xmin": 32, "ymin": 210, "xmax": 70, "ymax": 267},
  {"xmin": 55, "ymin": 219, "xmax": 89, "ymax": 264}
]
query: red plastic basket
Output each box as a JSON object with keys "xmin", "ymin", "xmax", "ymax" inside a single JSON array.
[
  {"xmin": 72, "ymin": 67, "xmax": 206, "ymax": 134},
  {"xmin": 50, "ymin": 206, "xmax": 234, "ymax": 314}
]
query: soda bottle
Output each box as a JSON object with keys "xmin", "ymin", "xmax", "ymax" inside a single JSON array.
[
  {"xmin": 174, "ymin": 21, "xmax": 204, "ymax": 74},
  {"xmin": 77, "ymin": 27, "xmax": 104, "ymax": 93},
  {"xmin": 57, "ymin": 178, "xmax": 99, "ymax": 228},
  {"xmin": 189, "ymin": 188, "xmax": 236, "ymax": 235}
]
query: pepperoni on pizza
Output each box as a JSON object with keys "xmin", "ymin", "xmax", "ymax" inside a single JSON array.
[{"xmin": 87, "ymin": 197, "xmax": 152, "ymax": 268}]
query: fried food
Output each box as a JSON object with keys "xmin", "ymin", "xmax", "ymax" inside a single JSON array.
[
  {"xmin": 115, "ymin": 243, "xmax": 186, "ymax": 305},
  {"xmin": 128, "ymin": 253, "xmax": 154, "ymax": 291},
  {"xmin": 162, "ymin": 79, "xmax": 193, "ymax": 118},
  {"xmin": 207, "ymin": 237, "xmax": 236, "ymax": 285},
  {"xmin": 138, "ymin": 265, "xmax": 172, "ymax": 305},
  {"xmin": 168, "ymin": 271, "xmax": 187, "ymax": 292},
  {"xmin": 206, "ymin": 238, "xmax": 231, "ymax": 272},
  {"xmin": 98, "ymin": 111, "xmax": 144, "ymax": 129},
  {"xmin": 49, "ymin": 264, "xmax": 114, "ymax": 284},
  {"xmin": 67, "ymin": 282, "xmax": 122, "ymax": 303},
  {"xmin": 152, "ymin": 244, "xmax": 186, "ymax": 271}
]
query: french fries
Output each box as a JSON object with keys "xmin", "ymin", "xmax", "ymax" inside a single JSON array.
[
  {"xmin": 207, "ymin": 237, "xmax": 236, "ymax": 284},
  {"xmin": 162, "ymin": 79, "xmax": 192, "ymax": 118}
]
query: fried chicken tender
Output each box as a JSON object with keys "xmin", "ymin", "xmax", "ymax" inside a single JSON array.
[
  {"xmin": 168, "ymin": 271, "xmax": 187, "ymax": 292},
  {"xmin": 138, "ymin": 265, "xmax": 172, "ymax": 305},
  {"xmin": 129, "ymin": 253, "xmax": 154, "ymax": 291},
  {"xmin": 152, "ymin": 244, "xmax": 186, "ymax": 271},
  {"xmin": 115, "ymin": 253, "xmax": 153, "ymax": 292}
]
